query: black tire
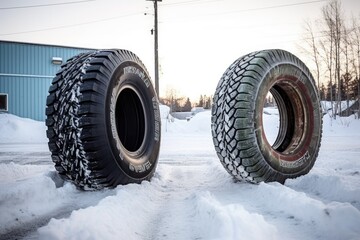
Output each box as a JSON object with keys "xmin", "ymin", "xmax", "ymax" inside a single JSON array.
[
  {"xmin": 211, "ymin": 49, "xmax": 322, "ymax": 183},
  {"xmin": 46, "ymin": 49, "xmax": 161, "ymax": 190}
]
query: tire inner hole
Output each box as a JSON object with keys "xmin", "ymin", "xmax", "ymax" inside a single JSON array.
[
  {"xmin": 115, "ymin": 88, "xmax": 145, "ymax": 152},
  {"xmin": 262, "ymin": 91, "xmax": 280, "ymax": 146},
  {"xmin": 263, "ymin": 84, "xmax": 304, "ymax": 154}
]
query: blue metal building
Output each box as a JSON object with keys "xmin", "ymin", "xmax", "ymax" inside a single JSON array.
[{"xmin": 0, "ymin": 41, "xmax": 95, "ymax": 121}]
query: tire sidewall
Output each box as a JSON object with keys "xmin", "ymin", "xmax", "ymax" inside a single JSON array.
[
  {"xmin": 254, "ymin": 63, "xmax": 321, "ymax": 175},
  {"xmin": 106, "ymin": 61, "xmax": 161, "ymax": 180}
]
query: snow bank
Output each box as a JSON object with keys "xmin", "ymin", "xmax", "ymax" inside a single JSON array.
[
  {"xmin": 0, "ymin": 113, "xmax": 47, "ymax": 143},
  {"xmin": 159, "ymin": 104, "xmax": 170, "ymax": 120},
  {"xmin": 162, "ymin": 106, "xmax": 280, "ymax": 139},
  {"xmin": 321, "ymin": 100, "xmax": 357, "ymax": 113},
  {"xmin": 38, "ymin": 182, "xmax": 159, "ymax": 240},
  {"xmin": 1, "ymin": 106, "xmax": 358, "ymax": 145},
  {"xmin": 0, "ymin": 162, "xmax": 113, "ymax": 236},
  {"xmin": 193, "ymin": 191, "xmax": 278, "ymax": 240},
  {"xmin": 252, "ymin": 183, "xmax": 360, "ymax": 240},
  {"xmin": 287, "ymin": 172, "xmax": 360, "ymax": 208},
  {"xmin": 0, "ymin": 162, "xmax": 51, "ymax": 183},
  {"xmin": 184, "ymin": 110, "xmax": 212, "ymax": 133},
  {"xmin": 0, "ymin": 105, "xmax": 171, "ymax": 144},
  {"xmin": 0, "ymin": 164, "xmax": 69, "ymax": 233},
  {"xmin": 322, "ymin": 113, "xmax": 360, "ymax": 136},
  {"xmin": 161, "ymin": 108, "xmax": 211, "ymax": 134}
]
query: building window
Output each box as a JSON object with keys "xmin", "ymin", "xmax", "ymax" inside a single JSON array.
[
  {"xmin": 51, "ymin": 57, "xmax": 63, "ymax": 65},
  {"xmin": 0, "ymin": 94, "xmax": 8, "ymax": 111}
]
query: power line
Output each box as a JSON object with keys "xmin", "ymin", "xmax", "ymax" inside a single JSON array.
[
  {"xmin": 0, "ymin": 0, "xmax": 332, "ymax": 38},
  {"xmin": 158, "ymin": 0, "xmax": 329, "ymax": 23},
  {"xmin": 0, "ymin": 0, "xmax": 95, "ymax": 10},
  {"xmin": 160, "ymin": 0, "xmax": 328, "ymax": 11},
  {"xmin": 219, "ymin": 0, "xmax": 329, "ymax": 14},
  {"xmin": 0, "ymin": 12, "xmax": 142, "ymax": 36},
  {"xmin": 161, "ymin": 0, "xmax": 220, "ymax": 7}
]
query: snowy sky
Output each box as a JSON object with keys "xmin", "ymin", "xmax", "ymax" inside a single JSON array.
[{"xmin": 1, "ymin": 0, "xmax": 359, "ymax": 101}]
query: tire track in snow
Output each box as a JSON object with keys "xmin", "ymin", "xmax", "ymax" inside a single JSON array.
[
  {"xmin": 147, "ymin": 156, "xmax": 232, "ymax": 240},
  {"xmin": 148, "ymin": 164, "xmax": 202, "ymax": 239}
]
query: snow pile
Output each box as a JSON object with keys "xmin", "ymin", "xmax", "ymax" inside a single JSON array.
[
  {"xmin": 0, "ymin": 113, "xmax": 47, "ymax": 143},
  {"xmin": 193, "ymin": 191, "xmax": 278, "ymax": 240},
  {"xmin": 287, "ymin": 172, "xmax": 360, "ymax": 209},
  {"xmin": 0, "ymin": 162, "xmax": 51, "ymax": 183},
  {"xmin": 0, "ymin": 166, "xmax": 68, "ymax": 233},
  {"xmin": 38, "ymin": 182, "xmax": 159, "ymax": 240},
  {"xmin": 183, "ymin": 110, "xmax": 211, "ymax": 133},
  {"xmin": 321, "ymin": 100, "xmax": 357, "ymax": 113},
  {"xmin": 160, "ymin": 105, "xmax": 211, "ymax": 134},
  {"xmin": 263, "ymin": 106, "xmax": 279, "ymax": 115},
  {"xmin": 251, "ymin": 183, "xmax": 360, "ymax": 240},
  {"xmin": 159, "ymin": 104, "xmax": 170, "ymax": 120},
  {"xmin": 0, "ymin": 164, "xmax": 113, "ymax": 237},
  {"xmin": 322, "ymin": 113, "xmax": 360, "ymax": 136}
]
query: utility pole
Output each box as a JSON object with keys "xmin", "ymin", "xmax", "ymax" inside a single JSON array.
[{"xmin": 147, "ymin": 0, "xmax": 161, "ymax": 97}]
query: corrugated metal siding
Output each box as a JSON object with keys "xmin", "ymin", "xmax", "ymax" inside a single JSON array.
[
  {"xmin": 0, "ymin": 76, "xmax": 51, "ymax": 120},
  {"xmin": 0, "ymin": 41, "xmax": 95, "ymax": 121}
]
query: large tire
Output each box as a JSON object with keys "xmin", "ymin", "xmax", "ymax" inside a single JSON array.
[
  {"xmin": 46, "ymin": 49, "xmax": 161, "ymax": 190},
  {"xmin": 211, "ymin": 49, "xmax": 322, "ymax": 183}
]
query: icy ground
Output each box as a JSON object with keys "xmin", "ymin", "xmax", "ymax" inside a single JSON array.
[{"xmin": 0, "ymin": 106, "xmax": 360, "ymax": 240}]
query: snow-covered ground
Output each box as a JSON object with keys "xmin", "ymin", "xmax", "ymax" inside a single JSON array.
[{"xmin": 0, "ymin": 106, "xmax": 360, "ymax": 240}]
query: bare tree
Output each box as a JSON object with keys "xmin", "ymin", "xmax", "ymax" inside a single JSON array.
[
  {"xmin": 322, "ymin": 0, "xmax": 343, "ymax": 118},
  {"xmin": 161, "ymin": 87, "xmax": 183, "ymax": 113},
  {"xmin": 300, "ymin": 0, "xmax": 360, "ymax": 118},
  {"xmin": 351, "ymin": 16, "xmax": 360, "ymax": 119},
  {"xmin": 342, "ymin": 24, "xmax": 352, "ymax": 115},
  {"xmin": 300, "ymin": 20, "xmax": 322, "ymax": 94},
  {"xmin": 319, "ymin": 30, "xmax": 334, "ymax": 116}
]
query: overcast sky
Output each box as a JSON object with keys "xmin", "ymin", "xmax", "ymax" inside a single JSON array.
[{"xmin": 1, "ymin": 0, "xmax": 360, "ymax": 101}]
